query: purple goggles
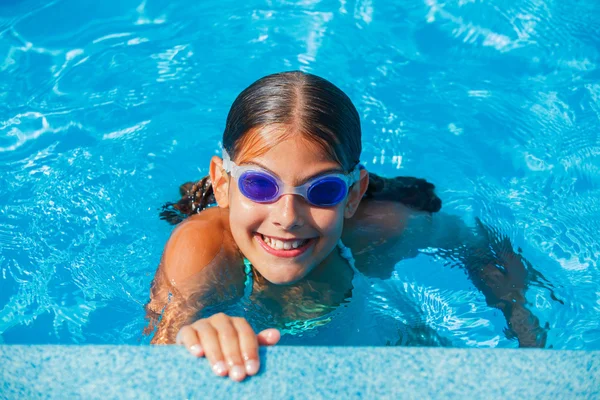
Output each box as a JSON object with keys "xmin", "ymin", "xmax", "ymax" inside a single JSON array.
[{"xmin": 222, "ymin": 150, "xmax": 360, "ymax": 207}]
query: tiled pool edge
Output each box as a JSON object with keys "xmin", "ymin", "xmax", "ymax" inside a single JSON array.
[{"xmin": 1, "ymin": 346, "xmax": 598, "ymax": 399}]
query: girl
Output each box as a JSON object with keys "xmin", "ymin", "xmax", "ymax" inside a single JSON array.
[{"xmin": 145, "ymin": 71, "xmax": 548, "ymax": 382}]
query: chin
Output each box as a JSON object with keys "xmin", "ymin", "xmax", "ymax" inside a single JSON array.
[{"xmin": 259, "ymin": 265, "xmax": 310, "ymax": 285}]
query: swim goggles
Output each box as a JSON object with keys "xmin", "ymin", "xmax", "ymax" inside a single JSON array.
[{"xmin": 222, "ymin": 150, "xmax": 360, "ymax": 207}]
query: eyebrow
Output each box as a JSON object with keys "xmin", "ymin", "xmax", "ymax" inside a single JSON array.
[{"xmin": 242, "ymin": 161, "xmax": 345, "ymax": 185}]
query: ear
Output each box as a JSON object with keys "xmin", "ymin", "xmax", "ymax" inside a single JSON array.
[
  {"xmin": 344, "ymin": 168, "xmax": 369, "ymax": 218},
  {"xmin": 209, "ymin": 156, "xmax": 230, "ymax": 208}
]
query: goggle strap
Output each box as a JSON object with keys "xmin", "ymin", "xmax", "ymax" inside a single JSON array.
[
  {"xmin": 350, "ymin": 167, "xmax": 361, "ymax": 184},
  {"xmin": 222, "ymin": 149, "xmax": 233, "ymax": 173}
]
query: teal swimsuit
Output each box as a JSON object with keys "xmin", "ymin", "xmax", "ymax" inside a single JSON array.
[{"xmin": 241, "ymin": 239, "xmax": 368, "ymax": 336}]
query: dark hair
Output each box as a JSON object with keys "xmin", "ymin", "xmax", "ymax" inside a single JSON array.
[
  {"xmin": 223, "ymin": 71, "xmax": 361, "ymax": 172},
  {"xmin": 160, "ymin": 71, "xmax": 441, "ymax": 224}
]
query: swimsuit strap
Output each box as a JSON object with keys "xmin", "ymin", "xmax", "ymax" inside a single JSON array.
[
  {"xmin": 337, "ymin": 239, "xmax": 359, "ymax": 274},
  {"xmin": 243, "ymin": 257, "xmax": 253, "ymax": 298}
]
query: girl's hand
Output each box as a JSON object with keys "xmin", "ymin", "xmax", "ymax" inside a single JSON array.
[{"xmin": 176, "ymin": 313, "xmax": 281, "ymax": 381}]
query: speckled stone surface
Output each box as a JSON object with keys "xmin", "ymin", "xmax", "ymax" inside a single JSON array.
[{"xmin": 1, "ymin": 346, "xmax": 598, "ymax": 399}]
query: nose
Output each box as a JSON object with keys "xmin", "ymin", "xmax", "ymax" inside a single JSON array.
[{"xmin": 270, "ymin": 194, "xmax": 305, "ymax": 231}]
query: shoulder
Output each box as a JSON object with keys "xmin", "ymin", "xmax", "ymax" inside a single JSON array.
[
  {"xmin": 161, "ymin": 207, "xmax": 233, "ymax": 285},
  {"xmin": 342, "ymin": 199, "xmax": 431, "ymax": 251},
  {"xmin": 348, "ymin": 199, "xmax": 417, "ymax": 231}
]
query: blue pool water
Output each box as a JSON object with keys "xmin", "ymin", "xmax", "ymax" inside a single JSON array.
[{"xmin": 0, "ymin": 0, "xmax": 599, "ymax": 349}]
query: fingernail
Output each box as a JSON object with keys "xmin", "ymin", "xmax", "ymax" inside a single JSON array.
[
  {"xmin": 267, "ymin": 329, "xmax": 280, "ymax": 342},
  {"xmin": 229, "ymin": 365, "xmax": 245, "ymax": 381},
  {"xmin": 189, "ymin": 344, "xmax": 202, "ymax": 356},
  {"xmin": 245, "ymin": 359, "xmax": 259, "ymax": 375},
  {"xmin": 212, "ymin": 361, "xmax": 227, "ymax": 376}
]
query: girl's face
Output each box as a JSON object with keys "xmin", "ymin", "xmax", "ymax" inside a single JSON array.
[{"xmin": 220, "ymin": 135, "xmax": 357, "ymax": 285}]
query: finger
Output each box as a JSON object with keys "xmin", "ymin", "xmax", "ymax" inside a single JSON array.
[
  {"xmin": 176, "ymin": 325, "xmax": 204, "ymax": 357},
  {"xmin": 257, "ymin": 328, "xmax": 281, "ymax": 346},
  {"xmin": 211, "ymin": 314, "xmax": 246, "ymax": 381},
  {"xmin": 232, "ymin": 317, "xmax": 260, "ymax": 376},
  {"xmin": 193, "ymin": 319, "xmax": 228, "ymax": 377}
]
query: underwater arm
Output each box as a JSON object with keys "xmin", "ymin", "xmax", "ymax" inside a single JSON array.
[
  {"xmin": 347, "ymin": 196, "xmax": 549, "ymax": 346},
  {"xmin": 342, "ymin": 167, "xmax": 551, "ymax": 346},
  {"xmin": 145, "ymin": 269, "xmax": 200, "ymax": 345},
  {"xmin": 452, "ymin": 217, "xmax": 549, "ymax": 348}
]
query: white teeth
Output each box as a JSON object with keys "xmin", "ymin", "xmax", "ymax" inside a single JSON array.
[{"xmin": 261, "ymin": 235, "xmax": 308, "ymax": 251}]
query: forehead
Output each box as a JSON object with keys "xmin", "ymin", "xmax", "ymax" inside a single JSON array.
[
  {"xmin": 250, "ymin": 144, "xmax": 344, "ymax": 187},
  {"xmin": 259, "ymin": 138, "xmax": 336, "ymax": 168},
  {"xmin": 235, "ymin": 125, "xmax": 339, "ymax": 167}
]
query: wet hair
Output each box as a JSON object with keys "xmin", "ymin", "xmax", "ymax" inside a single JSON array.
[
  {"xmin": 160, "ymin": 71, "xmax": 441, "ymax": 224},
  {"xmin": 222, "ymin": 71, "xmax": 361, "ymax": 172}
]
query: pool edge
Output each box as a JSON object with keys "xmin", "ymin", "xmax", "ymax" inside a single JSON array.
[{"xmin": 1, "ymin": 345, "xmax": 598, "ymax": 399}]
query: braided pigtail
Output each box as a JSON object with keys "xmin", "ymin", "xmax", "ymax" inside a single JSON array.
[
  {"xmin": 159, "ymin": 175, "xmax": 216, "ymax": 225},
  {"xmin": 365, "ymin": 172, "xmax": 442, "ymax": 213}
]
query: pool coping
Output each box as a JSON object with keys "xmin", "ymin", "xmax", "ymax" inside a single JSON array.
[{"xmin": 1, "ymin": 345, "xmax": 598, "ymax": 399}]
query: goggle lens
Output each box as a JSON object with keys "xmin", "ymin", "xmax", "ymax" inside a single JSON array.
[
  {"xmin": 307, "ymin": 177, "xmax": 347, "ymax": 206},
  {"xmin": 237, "ymin": 171, "xmax": 348, "ymax": 206},
  {"xmin": 239, "ymin": 172, "xmax": 279, "ymax": 202}
]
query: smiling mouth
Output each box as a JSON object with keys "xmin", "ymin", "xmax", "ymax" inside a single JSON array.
[
  {"xmin": 261, "ymin": 234, "xmax": 309, "ymax": 250},
  {"xmin": 255, "ymin": 233, "xmax": 315, "ymax": 258}
]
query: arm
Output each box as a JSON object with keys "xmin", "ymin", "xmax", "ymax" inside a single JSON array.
[
  {"xmin": 408, "ymin": 212, "xmax": 550, "ymax": 347},
  {"xmin": 345, "ymin": 196, "xmax": 551, "ymax": 347},
  {"xmin": 144, "ymin": 212, "xmax": 245, "ymax": 344},
  {"xmin": 460, "ymin": 218, "xmax": 550, "ymax": 348},
  {"xmin": 149, "ymin": 211, "xmax": 280, "ymax": 382}
]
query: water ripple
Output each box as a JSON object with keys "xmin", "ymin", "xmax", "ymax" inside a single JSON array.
[{"xmin": 0, "ymin": 0, "xmax": 599, "ymax": 347}]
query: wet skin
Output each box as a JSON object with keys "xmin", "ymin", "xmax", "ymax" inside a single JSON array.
[
  {"xmin": 145, "ymin": 138, "xmax": 550, "ymax": 381},
  {"xmin": 146, "ymin": 199, "xmax": 550, "ymax": 381}
]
